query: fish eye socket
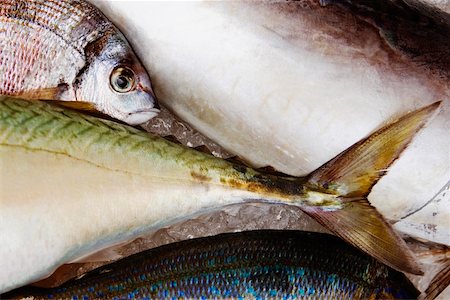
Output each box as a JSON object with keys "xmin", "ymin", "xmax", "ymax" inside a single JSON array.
[{"xmin": 110, "ymin": 67, "xmax": 136, "ymax": 93}]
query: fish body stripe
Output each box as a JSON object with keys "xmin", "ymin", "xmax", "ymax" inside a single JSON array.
[{"xmin": 0, "ymin": 0, "xmax": 111, "ymax": 52}]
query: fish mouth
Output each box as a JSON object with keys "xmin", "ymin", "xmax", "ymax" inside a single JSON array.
[{"xmin": 123, "ymin": 108, "xmax": 160, "ymax": 125}]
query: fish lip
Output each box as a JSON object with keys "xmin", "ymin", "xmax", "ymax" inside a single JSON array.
[
  {"xmin": 130, "ymin": 107, "xmax": 160, "ymax": 115},
  {"xmin": 123, "ymin": 108, "xmax": 160, "ymax": 125}
]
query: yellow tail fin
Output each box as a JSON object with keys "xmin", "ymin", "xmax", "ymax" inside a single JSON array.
[
  {"xmin": 302, "ymin": 102, "xmax": 441, "ymax": 275},
  {"xmin": 420, "ymin": 259, "xmax": 450, "ymax": 300}
]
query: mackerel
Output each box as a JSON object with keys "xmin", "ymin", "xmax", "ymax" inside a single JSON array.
[{"xmin": 0, "ymin": 97, "xmax": 440, "ymax": 292}]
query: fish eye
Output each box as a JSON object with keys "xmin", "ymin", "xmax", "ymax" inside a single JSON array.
[{"xmin": 110, "ymin": 66, "xmax": 136, "ymax": 93}]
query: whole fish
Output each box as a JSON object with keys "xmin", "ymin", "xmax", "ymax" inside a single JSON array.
[
  {"xmin": 0, "ymin": 0, "xmax": 159, "ymax": 124},
  {"xmin": 91, "ymin": 0, "xmax": 450, "ymax": 245},
  {"xmin": 0, "ymin": 97, "xmax": 439, "ymax": 292},
  {"xmin": 4, "ymin": 230, "xmax": 420, "ymax": 299}
]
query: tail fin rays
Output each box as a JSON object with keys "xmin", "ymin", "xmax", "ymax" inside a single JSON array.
[
  {"xmin": 305, "ymin": 101, "xmax": 441, "ymax": 198},
  {"xmin": 420, "ymin": 259, "xmax": 450, "ymax": 300},
  {"xmin": 302, "ymin": 199, "xmax": 423, "ymax": 275},
  {"xmin": 301, "ymin": 101, "xmax": 441, "ymax": 275}
]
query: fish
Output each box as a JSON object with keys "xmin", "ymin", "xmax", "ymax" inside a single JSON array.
[
  {"xmin": 0, "ymin": 0, "xmax": 159, "ymax": 125},
  {"xmin": 0, "ymin": 96, "xmax": 440, "ymax": 292},
  {"xmin": 91, "ymin": 0, "xmax": 450, "ymax": 245},
  {"xmin": 3, "ymin": 230, "xmax": 420, "ymax": 299},
  {"xmin": 422, "ymin": 0, "xmax": 450, "ymax": 14}
]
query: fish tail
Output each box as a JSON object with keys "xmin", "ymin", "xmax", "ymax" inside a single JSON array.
[
  {"xmin": 300, "ymin": 102, "xmax": 441, "ymax": 275},
  {"xmin": 420, "ymin": 259, "xmax": 450, "ymax": 300}
]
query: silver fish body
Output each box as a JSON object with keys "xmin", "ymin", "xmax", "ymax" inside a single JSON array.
[{"xmin": 0, "ymin": 0, "xmax": 159, "ymax": 124}]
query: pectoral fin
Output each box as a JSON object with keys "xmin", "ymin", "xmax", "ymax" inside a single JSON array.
[
  {"xmin": 17, "ymin": 87, "xmax": 96, "ymax": 112},
  {"xmin": 301, "ymin": 101, "xmax": 441, "ymax": 275},
  {"xmin": 49, "ymin": 100, "xmax": 97, "ymax": 112},
  {"xmin": 17, "ymin": 87, "xmax": 61, "ymax": 100}
]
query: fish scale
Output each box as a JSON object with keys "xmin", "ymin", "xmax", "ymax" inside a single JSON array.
[
  {"xmin": 0, "ymin": 0, "xmax": 107, "ymax": 53},
  {"xmin": 0, "ymin": 0, "xmax": 102, "ymax": 95},
  {"xmin": 5, "ymin": 231, "xmax": 419, "ymax": 299}
]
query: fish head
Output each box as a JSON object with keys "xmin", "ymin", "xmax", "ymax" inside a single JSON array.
[{"xmin": 75, "ymin": 32, "xmax": 160, "ymax": 125}]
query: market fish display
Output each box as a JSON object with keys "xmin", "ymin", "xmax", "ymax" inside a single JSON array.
[
  {"xmin": 0, "ymin": 97, "xmax": 440, "ymax": 292},
  {"xmin": 0, "ymin": 0, "xmax": 159, "ymax": 124},
  {"xmin": 4, "ymin": 231, "xmax": 419, "ymax": 299},
  {"xmin": 92, "ymin": 0, "xmax": 450, "ymax": 245}
]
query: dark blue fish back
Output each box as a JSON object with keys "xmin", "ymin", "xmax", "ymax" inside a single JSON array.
[{"xmin": 6, "ymin": 230, "xmax": 419, "ymax": 299}]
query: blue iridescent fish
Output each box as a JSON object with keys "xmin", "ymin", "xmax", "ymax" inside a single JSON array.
[{"xmin": 5, "ymin": 230, "xmax": 419, "ymax": 299}]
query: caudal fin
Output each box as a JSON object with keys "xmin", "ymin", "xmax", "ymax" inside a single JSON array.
[
  {"xmin": 420, "ymin": 259, "xmax": 450, "ymax": 300},
  {"xmin": 301, "ymin": 102, "xmax": 441, "ymax": 275}
]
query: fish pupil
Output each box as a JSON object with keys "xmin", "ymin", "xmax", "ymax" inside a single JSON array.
[
  {"xmin": 116, "ymin": 76, "xmax": 130, "ymax": 89},
  {"xmin": 110, "ymin": 67, "xmax": 136, "ymax": 93}
]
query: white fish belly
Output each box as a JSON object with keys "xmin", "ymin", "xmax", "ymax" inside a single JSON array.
[{"xmin": 0, "ymin": 145, "xmax": 258, "ymax": 292}]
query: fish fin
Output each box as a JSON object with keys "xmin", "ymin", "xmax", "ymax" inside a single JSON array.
[
  {"xmin": 68, "ymin": 240, "xmax": 131, "ymax": 263},
  {"xmin": 305, "ymin": 101, "xmax": 441, "ymax": 197},
  {"xmin": 302, "ymin": 198, "xmax": 423, "ymax": 275},
  {"xmin": 301, "ymin": 102, "xmax": 441, "ymax": 275},
  {"xmin": 419, "ymin": 260, "xmax": 450, "ymax": 300},
  {"xmin": 17, "ymin": 86, "xmax": 96, "ymax": 112},
  {"xmin": 17, "ymin": 87, "xmax": 62, "ymax": 100},
  {"xmin": 48, "ymin": 100, "xmax": 97, "ymax": 112},
  {"xmin": 31, "ymin": 263, "xmax": 86, "ymax": 288}
]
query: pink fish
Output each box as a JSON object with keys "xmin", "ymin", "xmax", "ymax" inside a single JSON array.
[{"xmin": 0, "ymin": 0, "xmax": 159, "ymax": 124}]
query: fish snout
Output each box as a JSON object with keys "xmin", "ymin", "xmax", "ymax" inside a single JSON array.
[
  {"xmin": 138, "ymin": 82, "xmax": 160, "ymax": 109},
  {"xmin": 124, "ymin": 107, "xmax": 160, "ymax": 125},
  {"xmin": 122, "ymin": 84, "xmax": 160, "ymax": 125}
]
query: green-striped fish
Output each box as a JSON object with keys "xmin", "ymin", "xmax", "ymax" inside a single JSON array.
[
  {"xmin": 0, "ymin": 97, "xmax": 440, "ymax": 293},
  {"xmin": 4, "ymin": 230, "xmax": 419, "ymax": 299}
]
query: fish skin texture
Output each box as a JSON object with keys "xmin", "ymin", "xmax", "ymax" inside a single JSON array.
[
  {"xmin": 0, "ymin": 97, "xmax": 438, "ymax": 292},
  {"xmin": 91, "ymin": 0, "xmax": 450, "ymax": 245},
  {"xmin": 0, "ymin": 0, "xmax": 159, "ymax": 124},
  {"xmin": 4, "ymin": 230, "xmax": 420, "ymax": 300}
]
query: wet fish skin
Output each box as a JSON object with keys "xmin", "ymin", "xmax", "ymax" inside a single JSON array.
[
  {"xmin": 321, "ymin": 0, "xmax": 450, "ymax": 80},
  {"xmin": 92, "ymin": 0, "xmax": 450, "ymax": 246},
  {"xmin": 0, "ymin": 0, "xmax": 159, "ymax": 124},
  {"xmin": 5, "ymin": 230, "xmax": 420, "ymax": 300},
  {"xmin": 0, "ymin": 97, "xmax": 439, "ymax": 292}
]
